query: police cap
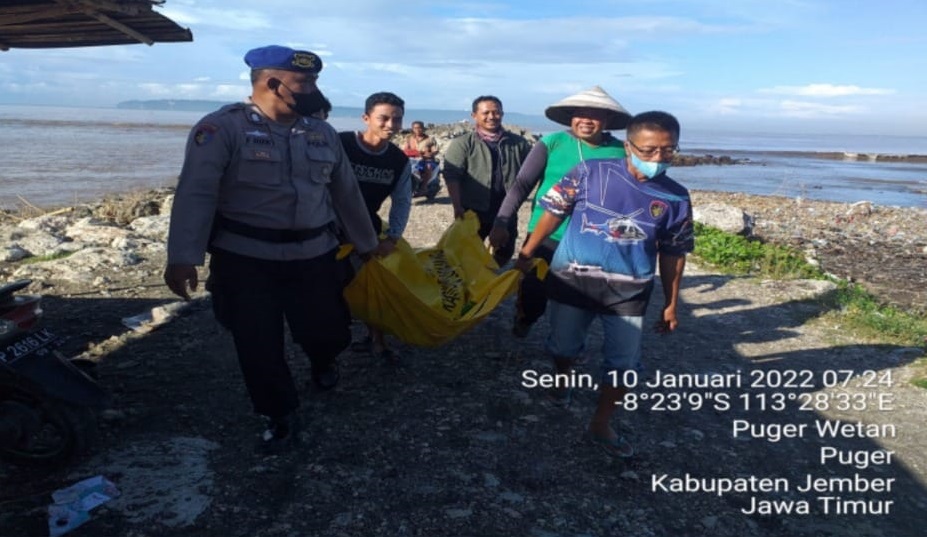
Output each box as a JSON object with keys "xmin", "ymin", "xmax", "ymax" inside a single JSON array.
[{"xmin": 243, "ymin": 45, "xmax": 323, "ymax": 74}]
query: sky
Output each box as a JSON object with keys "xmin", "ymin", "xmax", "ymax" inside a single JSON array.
[{"xmin": 1, "ymin": 0, "xmax": 926, "ymax": 136}]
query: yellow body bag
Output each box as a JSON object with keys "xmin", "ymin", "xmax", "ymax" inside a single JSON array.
[{"xmin": 343, "ymin": 212, "xmax": 541, "ymax": 347}]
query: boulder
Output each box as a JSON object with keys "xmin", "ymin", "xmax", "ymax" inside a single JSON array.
[
  {"xmin": 846, "ymin": 200, "xmax": 873, "ymax": 218},
  {"xmin": 128, "ymin": 215, "xmax": 170, "ymax": 242},
  {"xmin": 65, "ymin": 217, "xmax": 133, "ymax": 246},
  {"xmin": 6, "ymin": 229, "xmax": 72, "ymax": 258},
  {"xmin": 13, "ymin": 247, "xmax": 141, "ymax": 284},
  {"xmin": 693, "ymin": 203, "xmax": 753, "ymax": 235},
  {"xmin": 17, "ymin": 212, "xmax": 74, "ymax": 235},
  {"xmin": 111, "ymin": 236, "xmax": 165, "ymax": 254}
]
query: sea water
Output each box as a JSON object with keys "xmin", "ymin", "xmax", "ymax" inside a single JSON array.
[{"xmin": 1, "ymin": 104, "xmax": 925, "ymax": 209}]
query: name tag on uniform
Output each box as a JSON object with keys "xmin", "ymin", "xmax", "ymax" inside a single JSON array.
[
  {"xmin": 307, "ymin": 131, "xmax": 327, "ymax": 147},
  {"xmin": 244, "ymin": 129, "xmax": 272, "ymax": 146},
  {"xmin": 243, "ymin": 147, "xmax": 280, "ymax": 162}
]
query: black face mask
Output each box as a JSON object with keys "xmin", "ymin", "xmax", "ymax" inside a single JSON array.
[
  {"xmin": 289, "ymin": 90, "xmax": 328, "ymax": 117},
  {"xmin": 271, "ymin": 79, "xmax": 327, "ymax": 117}
]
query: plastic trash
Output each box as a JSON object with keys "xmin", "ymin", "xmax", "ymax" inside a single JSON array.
[
  {"xmin": 121, "ymin": 301, "xmax": 189, "ymax": 333},
  {"xmin": 48, "ymin": 475, "xmax": 119, "ymax": 537}
]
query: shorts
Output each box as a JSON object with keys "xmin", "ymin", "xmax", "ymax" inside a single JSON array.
[{"xmin": 545, "ymin": 299, "xmax": 643, "ymax": 384}]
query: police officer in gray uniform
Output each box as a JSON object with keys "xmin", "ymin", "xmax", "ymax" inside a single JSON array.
[{"xmin": 164, "ymin": 45, "xmax": 381, "ymax": 449}]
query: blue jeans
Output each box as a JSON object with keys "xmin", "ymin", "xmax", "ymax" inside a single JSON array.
[{"xmin": 545, "ymin": 300, "xmax": 643, "ymax": 383}]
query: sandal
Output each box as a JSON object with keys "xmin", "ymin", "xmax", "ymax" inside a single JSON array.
[
  {"xmin": 586, "ymin": 431, "xmax": 634, "ymax": 458},
  {"xmin": 258, "ymin": 414, "xmax": 299, "ymax": 454},
  {"xmin": 350, "ymin": 336, "xmax": 372, "ymax": 353}
]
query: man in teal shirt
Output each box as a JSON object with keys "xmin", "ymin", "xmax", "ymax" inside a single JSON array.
[{"xmin": 491, "ymin": 86, "xmax": 631, "ymax": 337}]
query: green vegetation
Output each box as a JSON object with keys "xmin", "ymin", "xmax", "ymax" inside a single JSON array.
[
  {"xmin": 692, "ymin": 223, "xmax": 927, "ymax": 387},
  {"xmin": 823, "ymin": 281, "xmax": 927, "ymax": 346},
  {"xmin": 911, "ymin": 359, "xmax": 927, "ymax": 390},
  {"xmin": 19, "ymin": 251, "xmax": 73, "ymax": 264},
  {"xmin": 693, "ymin": 222, "xmax": 824, "ymax": 279}
]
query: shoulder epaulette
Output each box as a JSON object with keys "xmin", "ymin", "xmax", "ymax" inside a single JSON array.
[
  {"xmin": 214, "ymin": 102, "xmax": 266, "ymax": 125},
  {"xmin": 216, "ymin": 102, "xmax": 246, "ymax": 114}
]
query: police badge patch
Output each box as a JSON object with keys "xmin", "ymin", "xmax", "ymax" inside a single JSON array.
[
  {"xmin": 649, "ymin": 200, "xmax": 668, "ymax": 219},
  {"xmin": 193, "ymin": 123, "xmax": 218, "ymax": 146},
  {"xmin": 291, "ymin": 52, "xmax": 319, "ymax": 70}
]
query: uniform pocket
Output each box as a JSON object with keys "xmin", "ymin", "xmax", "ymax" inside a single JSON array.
[
  {"xmin": 306, "ymin": 145, "xmax": 336, "ymax": 185},
  {"xmin": 237, "ymin": 147, "xmax": 283, "ymax": 185}
]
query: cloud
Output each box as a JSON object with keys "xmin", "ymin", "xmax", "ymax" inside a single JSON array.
[
  {"xmin": 759, "ymin": 84, "xmax": 895, "ymax": 97},
  {"xmin": 213, "ymin": 84, "xmax": 250, "ymax": 99},
  {"xmin": 158, "ymin": 6, "xmax": 271, "ymax": 31},
  {"xmin": 322, "ymin": 57, "xmax": 681, "ymax": 113},
  {"xmin": 136, "ymin": 82, "xmax": 205, "ymax": 97},
  {"xmin": 334, "ymin": 62, "xmax": 414, "ymax": 76},
  {"xmin": 713, "ymin": 98, "xmax": 743, "ymax": 115},
  {"xmin": 779, "ymin": 100, "xmax": 863, "ymax": 117},
  {"xmin": 293, "ymin": 14, "xmax": 735, "ymax": 66},
  {"xmin": 699, "ymin": 96, "xmax": 864, "ymax": 119},
  {"xmin": 132, "ymin": 81, "xmax": 248, "ymax": 101},
  {"xmin": 1, "ymin": 81, "xmax": 49, "ymax": 94}
]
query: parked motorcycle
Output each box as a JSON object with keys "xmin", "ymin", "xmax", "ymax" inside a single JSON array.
[{"xmin": 0, "ymin": 280, "xmax": 109, "ymax": 465}]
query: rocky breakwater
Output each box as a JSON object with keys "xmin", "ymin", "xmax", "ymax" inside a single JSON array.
[
  {"xmin": 690, "ymin": 191, "xmax": 927, "ymax": 315},
  {"xmin": 0, "ymin": 189, "xmax": 172, "ymax": 289},
  {"xmin": 793, "ymin": 152, "xmax": 927, "ymax": 164},
  {"xmin": 672, "ymin": 154, "xmax": 748, "ymax": 166},
  {"xmin": 392, "ymin": 123, "xmax": 746, "ymax": 166},
  {"xmin": 390, "ymin": 121, "xmax": 540, "ymax": 156},
  {"xmin": 0, "ymin": 189, "xmax": 182, "ymax": 359}
]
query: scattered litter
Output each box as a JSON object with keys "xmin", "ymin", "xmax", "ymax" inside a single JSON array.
[
  {"xmin": 121, "ymin": 301, "xmax": 190, "ymax": 333},
  {"xmin": 48, "ymin": 475, "xmax": 119, "ymax": 536}
]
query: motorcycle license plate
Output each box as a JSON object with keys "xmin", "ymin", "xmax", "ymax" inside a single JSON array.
[{"xmin": 0, "ymin": 328, "xmax": 58, "ymax": 363}]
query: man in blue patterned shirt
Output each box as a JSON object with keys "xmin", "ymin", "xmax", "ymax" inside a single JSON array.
[{"xmin": 515, "ymin": 111, "xmax": 694, "ymax": 458}]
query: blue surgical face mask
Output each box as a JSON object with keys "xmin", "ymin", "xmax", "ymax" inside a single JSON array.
[{"xmin": 630, "ymin": 152, "xmax": 671, "ymax": 179}]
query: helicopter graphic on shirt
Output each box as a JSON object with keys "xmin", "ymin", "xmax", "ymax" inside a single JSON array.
[{"xmin": 579, "ymin": 210, "xmax": 647, "ymax": 243}]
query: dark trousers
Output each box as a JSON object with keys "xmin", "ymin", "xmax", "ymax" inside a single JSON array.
[
  {"xmin": 516, "ymin": 235, "xmax": 558, "ymax": 325},
  {"xmin": 473, "ymin": 207, "xmax": 518, "ymax": 267},
  {"xmin": 206, "ymin": 248, "xmax": 350, "ymax": 418}
]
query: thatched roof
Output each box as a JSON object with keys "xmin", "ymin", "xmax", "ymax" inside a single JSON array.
[{"xmin": 0, "ymin": 0, "xmax": 192, "ymax": 51}]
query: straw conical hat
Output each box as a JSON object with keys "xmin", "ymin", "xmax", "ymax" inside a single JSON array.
[{"xmin": 544, "ymin": 85, "xmax": 631, "ymax": 130}]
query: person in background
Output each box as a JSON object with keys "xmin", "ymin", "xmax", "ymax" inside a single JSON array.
[
  {"xmin": 402, "ymin": 120, "xmax": 430, "ymax": 159},
  {"xmin": 515, "ymin": 111, "xmax": 694, "ymax": 458},
  {"xmin": 443, "ymin": 95, "xmax": 532, "ymax": 266},
  {"xmin": 412, "ymin": 137, "xmax": 441, "ymax": 201},
  {"xmin": 163, "ymin": 45, "xmax": 382, "ymax": 451},
  {"xmin": 491, "ymin": 86, "xmax": 631, "ymax": 337},
  {"xmin": 339, "ymin": 92, "xmax": 412, "ymax": 363}
]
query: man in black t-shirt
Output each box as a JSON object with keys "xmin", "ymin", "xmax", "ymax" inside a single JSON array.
[{"xmin": 339, "ymin": 92, "xmax": 413, "ymax": 363}]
